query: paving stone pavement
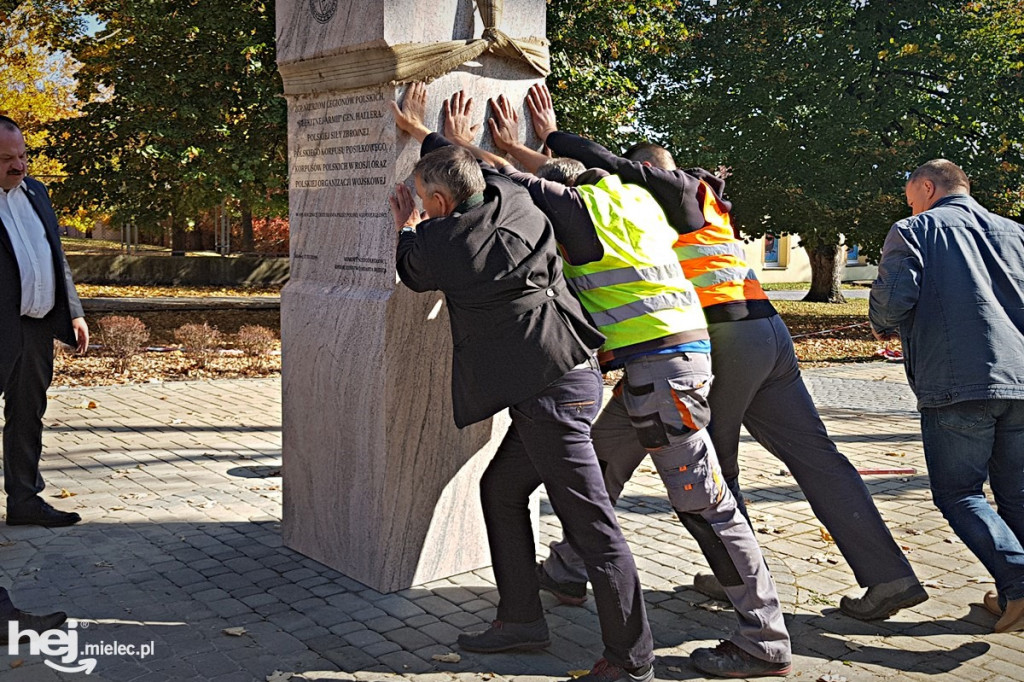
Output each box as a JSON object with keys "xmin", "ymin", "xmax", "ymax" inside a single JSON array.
[{"xmin": 1, "ymin": 363, "xmax": 1022, "ymax": 681}]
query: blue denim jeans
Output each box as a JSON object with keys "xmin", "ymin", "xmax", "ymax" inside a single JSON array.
[{"xmin": 921, "ymin": 399, "xmax": 1024, "ymax": 607}]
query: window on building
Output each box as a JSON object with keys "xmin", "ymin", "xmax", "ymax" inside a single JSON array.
[
  {"xmin": 846, "ymin": 244, "xmax": 861, "ymax": 265},
  {"xmin": 763, "ymin": 234, "xmax": 789, "ymax": 268}
]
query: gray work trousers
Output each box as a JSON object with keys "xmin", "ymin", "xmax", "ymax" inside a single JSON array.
[
  {"xmin": 545, "ymin": 316, "xmax": 914, "ymax": 593},
  {"xmin": 549, "ymin": 351, "xmax": 790, "ymax": 664}
]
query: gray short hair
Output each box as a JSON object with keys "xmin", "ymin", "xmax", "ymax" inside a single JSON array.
[
  {"xmin": 536, "ymin": 158, "xmax": 586, "ymax": 186},
  {"xmin": 909, "ymin": 159, "xmax": 970, "ymax": 194},
  {"xmin": 413, "ymin": 146, "xmax": 485, "ymax": 207}
]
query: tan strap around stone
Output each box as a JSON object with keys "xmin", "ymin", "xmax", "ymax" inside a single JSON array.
[{"xmin": 279, "ymin": 0, "xmax": 549, "ymax": 96}]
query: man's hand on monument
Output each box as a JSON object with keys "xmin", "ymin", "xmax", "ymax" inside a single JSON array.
[
  {"xmin": 443, "ymin": 91, "xmax": 481, "ymax": 147},
  {"xmin": 390, "ymin": 183, "xmax": 423, "ymax": 232},
  {"xmin": 526, "ymin": 83, "xmax": 557, "ymax": 143},
  {"xmin": 487, "ymin": 94, "xmax": 520, "ymax": 153},
  {"xmin": 390, "ymin": 82, "xmax": 432, "ymax": 142}
]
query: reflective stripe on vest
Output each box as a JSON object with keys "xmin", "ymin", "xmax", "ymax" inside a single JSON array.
[
  {"xmin": 569, "ymin": 261, "xmax": 684, "ymax": 292},
  {"xmin": 673, "ymin": 179, "xmax": 768, "ymax": 308},
  {"xmin": 588, "ymin": 290, "xmax": 699, "ymax": 328},
  {"xmin": 565, "ymin": 175, "xmax": 707, "ymax": 351}
]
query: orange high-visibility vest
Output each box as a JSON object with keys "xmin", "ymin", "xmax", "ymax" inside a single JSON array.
[{"xmin": 672, "ymin": 180, "xmax": 770, "ymax": 311}]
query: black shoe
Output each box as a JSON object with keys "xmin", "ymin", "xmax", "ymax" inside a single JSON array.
[
  {"xmin": 568, "ymin": 658, "xmax": 654, "ymax": 682},
  {"xmin": 839, "ymin": 577, "xmax": 928, "ymax": 620},
  {"xmin": 6, "ymin": 500, "xmax": 81, "ymax": 527},
  {"xmin": 691, "ymin": 641, "xmax": 792, "ymax": 678},
  {"xmin": 693, "ymin": 572, "xmax": 729, "ymax": 602},
  {"xmin": 457, "ymin": 618, "xmax": 550, "ymax": 653},
  {"xmin": 536, "ymin": 562, "xmax": 587, "ymax": 606},
  {"xmin": 0, "ymin": 610, "xmax": 68, "ymax": 645}
]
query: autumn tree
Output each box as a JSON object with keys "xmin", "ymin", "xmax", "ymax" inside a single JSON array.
[
  {"xmin": 47, "ymin": 0, "xmax": 286, "ymax": 252},
  {"xmin": 547, "ymin": 0, "xmax": 688, "ymax": 146},
  {"xmin": 641, "ymin": 0, "xmax": 1024, "ymax": 302},
  {"xmin": 1, "ymin": 2, "xmax": 82, "ymax": 185}
]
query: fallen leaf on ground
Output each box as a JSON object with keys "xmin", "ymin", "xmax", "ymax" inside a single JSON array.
[
  {"xmin": 944, "ymin": 536, "xmax": 961, "ymax": 544},
  {"xmin": 922, "ymin": 580, "xmax": 945, "ymax": 589},
  {"xmin": 817, "ymin": 674, "xmax": 847, "ymax": 682},
  {"xmin": 698, "ymin": 600, "xmax": 726, "ymax": 612},
  {"xmin": 969, "ymin": 576, "xmax": 994, "ymax": 584},
  {"xmin": 845, "ymin": 641, "xmax": 863, "ymax": 651},
  {"xmin": 9, "ymin": 659, "xmax": 23, "ymax": 668},
  {"xmin": 906, "ymin": 529, "xmax": 923, "ymax": 535},
  {"xmin": 73, "ymin": 400, "xmax": 98, "ymax": 409},
  {"xmin": 94, "ymin": 561, "xmax": 113, "ymax": 568},
  {"xmin": 884, "ymin": 451, "xmax": 906, "ymax": 457},
  {"xmin": 819, "ymin": 527, "xmax": 835, "ymax": 543},
  {"xmin": 431, "ymin": 652, "xmax": 461, "ymax": 663},
  {"xmin": 666, "ymin": 666, "xmax": 683, "ymax": 673},
  {"xmin": 56, "ymin": 488, "xmax": 76, "ymax": 498},
  {"xmin": 266, "ymin": 672, "xmax": 292, "ymax": 682},
  {"xmin": 568, "ymin": 671, "xmax": 591, "ymax": 679},
  {"xmin": 222, "ymin": 626, "xmax": 247, "ymax": 637}
]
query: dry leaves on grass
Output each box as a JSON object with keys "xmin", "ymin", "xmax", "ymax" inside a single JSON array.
[{"xmin": 76, "ymin": 284, "xmax": 280, "ymax": 299}]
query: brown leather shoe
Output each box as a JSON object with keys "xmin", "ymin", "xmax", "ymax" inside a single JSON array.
[
  {"xmin": 994, "ymin": 598, "xmax": 1024, "ymax": 633},
  {"xmin": 983, "ymin": 590, "xmax": 1003, "ymax": 617}
]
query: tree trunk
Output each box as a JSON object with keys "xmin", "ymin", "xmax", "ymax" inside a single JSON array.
[
  {"xmin": 803, "ymin": 244, "xmax": 846, "ymax": 303},
  {"xmin": 170, "ymin": 213, "xmax": 188, "ymax": 256},
  {"xmin": 240, "ymin": 200, "xmax": 255, "ymax": 252}
]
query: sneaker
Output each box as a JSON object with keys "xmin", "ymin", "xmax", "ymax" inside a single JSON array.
[
  {"xmin": 691, "ymin": 641, "xmax": 791, "ymax": 678},
  {"xmin": 457, "ymin": 618, "xmax": 550, "ymax": 653},
  {"xmin": 839, "ymin": 576, "xmax": 928, "ymax": 620},
  {"xmin": 536, "ymin": 562, "xmax": 587, "ymax": 606},
  {"xmin": 693, "ymin": 572, "xmax": 729, "ymax": 602},
  {"xmin": 568, "ymin": 658, "xmax": 654, "ymax": 682}
]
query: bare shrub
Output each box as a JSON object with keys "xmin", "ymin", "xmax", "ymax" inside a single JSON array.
[
  {"xmin": 98, "ymin": 315, "xmax": 150, "ymax": 373},
  {"xmin": 174, "ymin": 322, "xmax": 221, "ymax": 369},
  {"xmin": 235, "ymin": 325, "xmax": 276, "ymax": 370}
]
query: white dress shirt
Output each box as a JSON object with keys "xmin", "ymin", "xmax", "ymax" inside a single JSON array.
[{"xmin": 0, "ymin": 181, "xmax": 55, "ymax": 318}]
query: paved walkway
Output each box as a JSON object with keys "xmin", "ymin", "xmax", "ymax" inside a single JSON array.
[{"xmin": 2, "ymin": 363, "xmax": 1021, "ymax": 681}]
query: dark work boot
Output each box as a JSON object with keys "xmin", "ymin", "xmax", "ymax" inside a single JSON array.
[{"xmin": 457, "ymin": 618, "xmax": 550, "ymax": 653}]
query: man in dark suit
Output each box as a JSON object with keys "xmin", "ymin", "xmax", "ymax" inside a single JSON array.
[
  {"xmin": 1, "ymin": 115, "xmax": 87, "ymax": 527},
  {"xmin": 386, "ymin": 84, "xmax": 655, "ymax": 682}
]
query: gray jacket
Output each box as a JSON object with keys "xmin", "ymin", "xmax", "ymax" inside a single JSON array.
[{"xmin": 870, "ymin": 194, "xmax": 1024, "ymax": 408}]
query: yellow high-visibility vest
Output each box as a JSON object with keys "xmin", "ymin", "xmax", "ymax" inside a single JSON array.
[{"xmin": 565, "ymin": 175, "xmax": 707, "ymax": 353}]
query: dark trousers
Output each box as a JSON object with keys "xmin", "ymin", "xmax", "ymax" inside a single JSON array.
[
  {"xmin": 708, "ymin": 315, "xmax": 915, "ymax": 587},
  {"xmin": 480, "ymin": 367, "xmax": 653, "ymax": 669},
  {"xmin": 2, "ymin": 316, "xmax": 53, "ymax": 510}
]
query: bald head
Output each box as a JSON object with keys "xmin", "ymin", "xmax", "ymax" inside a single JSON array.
[
  {"xmin": 905, "ymin": 159, "xmax": 970, "ymax": 215},
  {"xmin": 624, "ymin": 142, "xmax": 677, "ymax": 171}
]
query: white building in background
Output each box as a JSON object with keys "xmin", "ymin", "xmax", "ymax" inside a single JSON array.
[{"xmin": 743, "ymin": 233, "xmax": 878, "ymax": 284}]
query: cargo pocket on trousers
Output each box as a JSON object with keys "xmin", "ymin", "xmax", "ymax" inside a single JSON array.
[
  {"xmin": 666, "ymin": 377, "xmax": 712, "ymax": 433},
  {"xmin": 655, "ymin": 450, "xmax": 725, "ymax": 513},
  {"xmin": 629, "ymin": 411, "xmax": 672, "ymax": 449}
]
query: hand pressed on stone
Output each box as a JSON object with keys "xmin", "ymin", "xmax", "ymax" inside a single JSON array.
[
  {"xmin": 390, "ymin": 82, "xmax": 431, "ymax": 142},
  {"xmin": 487, "ymin": 94, "xmax": 520, "ymax": 153},
  {"xmin": 389, "ymin": 183, "xmax": 423, "ymax": 233},
  {"xmin": 443, "ymin": 91, "xmax": 481, "ymax": 147},
  {"xmin": 526, "ymin": 82, "xmax": 557, "ymax": 143}
]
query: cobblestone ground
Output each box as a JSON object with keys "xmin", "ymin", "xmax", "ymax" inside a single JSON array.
[{"xmin": 1, "ymin": 363, "xmax": 1021, "ymax": 681}]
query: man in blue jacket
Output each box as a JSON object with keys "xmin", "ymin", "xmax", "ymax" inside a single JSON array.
[{"xmin": 870, "ymin": 159, "xmax": 1024, "ymax": 633}]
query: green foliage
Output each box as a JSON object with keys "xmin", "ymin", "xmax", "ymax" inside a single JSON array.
[
  {"xmin": 642, "ymin": 0, "xmax": 1024, "ymax": 261},
  {"xmin": 45, "ymin": 0, "xmax": 287, "ymax": 234},
  {"xmin": 547, "ymin": 0, "xmax": 688, "ymax": 146}
]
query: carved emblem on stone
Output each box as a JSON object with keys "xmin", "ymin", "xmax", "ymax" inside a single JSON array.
[{"xmin": 309, "ymin": 0, "xmax": 337, "ymax": 24}]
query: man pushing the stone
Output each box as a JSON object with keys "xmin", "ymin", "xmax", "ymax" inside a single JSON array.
[{"xmin": 388, "ymin": 83, "xmax": 654, "ymax": 682}]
